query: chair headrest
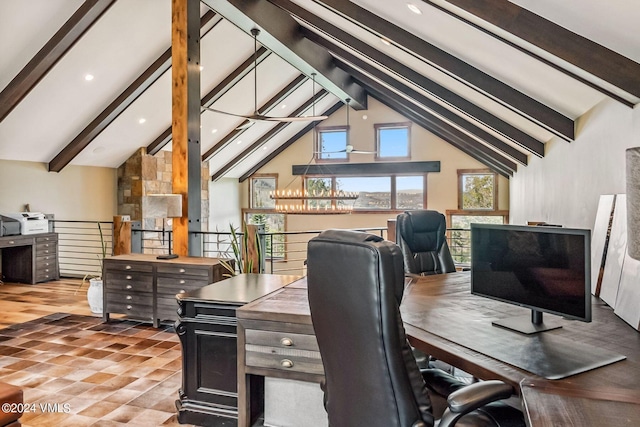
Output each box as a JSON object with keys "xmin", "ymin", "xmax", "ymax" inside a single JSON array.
[{"xmin": 397, "ymin": 210, "xmax": 447, "ymax": 253}]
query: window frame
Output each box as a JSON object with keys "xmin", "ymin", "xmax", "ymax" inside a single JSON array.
[
  {"xmin": 375, "ymin": 122, "xmax": 411, "ymax": 161},
  {"xmin": 303, "ymin": 174, "xmax": 427, "ymax": 212},
  {"xmin": 249, "ymin": 174, "xmax": 278, "ymax": 210},
  {"xmin": 314, "ymin": 125, "xmax": 349, "ymax": 162}
]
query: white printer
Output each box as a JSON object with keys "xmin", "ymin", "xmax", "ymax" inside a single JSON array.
[{"xmin": 0, "ymin": 212, "xmax": 49, "ymax": 235}]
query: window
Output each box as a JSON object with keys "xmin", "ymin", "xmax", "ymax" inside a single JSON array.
[
  {"xmin": 245, "ymin": 212, "xmax": 285, "ymax": 259},
  {"xmin": 304, "ymin": 175, "xmax": 425, "ymax": 211},
  {"xmin": 250, "ymin": 175, "xmax": 277, "ymax": 209},
  {"xmin": 316, "ymin": 126, "xmax": 348, "ymax": 160},
  {"xmin": 376, "ymin": 122, "xmax": 410, "ymax": 159},
  {"xmin": 458, "ymin": 169, "xmax": 496, "ymax": 210}
]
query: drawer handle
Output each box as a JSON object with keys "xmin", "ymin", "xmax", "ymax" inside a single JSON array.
[
  {"xmin": 280, "ymin": 359, "xmax": 294, "ymax": 369},
  {"xmin": 126, "ymin": 305, "xmax": 132, "ymax": 310},
  {"xmin": 126, "ymin": 284, "xmax": 132, "ymax": 290},
  {"xmin": 45, "ymin": 269, "xmax": 49, "ymax": 272},
  {"xmin": 45, "ymin": 250, "xmax": 49, "ymax": 253},
  {"xmin": 125, "ymin": 265, "xmax": 132, "ymax": 270},
  {"xmin": 44, "ymin": 244, "xmax": 49, "ymax": 247},
  {"xmin": 9, "ymin": 241, "xmax": 14, "ymax": 244},
  {"xmin": 179, "ymin": 268, "xmax": 186, "ymax": 273},
  {"xmin": 126, "ymin": 275, "xmax": 132, "ymax": 280},
  {"xmin": 45, "ymin": 237, "xmax": 50, "ymax": 241},
  {"xmin": 126, "ymin": 295, "xmax": 132, "ymax": 300},
  {"xmin": 179, "ymin": 280, "xmax": 186, "ymax": 284},
  {"xmin": 280, "ymin": 337, "xmax": 294, "ymax": 347},
  {"xmin": 179, "ymin": 289, "xmax": 186, "ymax": 294},
  {"xmin": 45, "ymin": 263, "xmax": 49, "ymax": 266}
]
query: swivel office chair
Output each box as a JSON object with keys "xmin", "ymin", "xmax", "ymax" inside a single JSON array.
[
  {"xmin": 307, "ymin": 230, "xmax": 524, "ymax": 427},
  {"xmin": 396, "ymin": 210, "xmax": 457, "ymax": 276}
]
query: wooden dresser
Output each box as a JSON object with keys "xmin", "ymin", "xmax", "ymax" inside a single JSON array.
[
  {"xmin": 102, "ymin": 254, "xmax": 226, "ymax": 327},
  {"xmin": 0, "ymin": 233, "xmax": 59, "ymax": 284}
]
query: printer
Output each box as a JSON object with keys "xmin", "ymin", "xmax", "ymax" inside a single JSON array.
[{"xmin": 0, "ymin": 212, "xmax": 49, "ymax": 236}]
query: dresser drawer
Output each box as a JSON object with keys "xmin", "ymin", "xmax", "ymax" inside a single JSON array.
[
  {"xmin": 35, "ymin": 271, "xmax": 56, "ymax": 283},
  {"xmin": 157, "ymin": 276, "xmax": 210, "ymax": 294},
  {"xmin": 157, "ymin": 264, "xmax": 211, "ymax": 277},
  {"xmin": 36, "ymin": 253, "xmax": 57, "ymax": 263},
  {"xmin": 105, "ymin": 300, "xmax": 153, "ymax": 318},
  {"xmin": 105, "ymin": 261, "xmax": 153, "ymax": 273},
  {"xmin": 245, "ymin": 330, "xmax": 319, "ymax": 352},
  {"xmin": 0, "ymin": 237, "xmax": 32, "ymax": 248},
  {"xmin": 106, "ymin": 290, "xmax": 152, "ymax": 307},
  {"xmin": 105, "ymin": 272, "xmax": 153, "ymax": 292}
]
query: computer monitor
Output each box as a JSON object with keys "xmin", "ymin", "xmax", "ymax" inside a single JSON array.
[{"xmin": 470, "ymin": 223, "xmax": 591, "ymax": 334}]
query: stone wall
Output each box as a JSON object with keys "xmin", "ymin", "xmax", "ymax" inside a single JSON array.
[{"xmin": 117, "ymin": 148, "xmax": 209, "ymax": 253}]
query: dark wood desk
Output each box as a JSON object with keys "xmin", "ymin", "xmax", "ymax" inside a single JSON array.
[
  {"xmin": 237, "ymin": 272, "xmax": 640, "ymax": 427},
  {"xmin": 0, "ymin": 233, "xmax": 59, "ymax": 284}
]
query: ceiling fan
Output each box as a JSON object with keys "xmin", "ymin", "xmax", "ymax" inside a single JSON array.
[
  {"xmin": 202, "ymin": 28, "xmax": 328, "ymax": 124},
  {"xmin": 315, "ymin": 98, "xmax": 377, "ymax": 156}
]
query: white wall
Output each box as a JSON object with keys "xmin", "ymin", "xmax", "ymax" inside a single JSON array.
[
  {"xmin": 209, "ymin": 177, "xmax": 242, "ymax": 231},
  {"xmin": 0, "ymin": 160, "xmax": 117, "ymax": 220},
  {"xmin": 510, "ymin": 99, "xmax": 640, "ymax": 229}
]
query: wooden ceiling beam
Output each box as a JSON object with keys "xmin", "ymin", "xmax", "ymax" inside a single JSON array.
[
  {"xmin": 200, "ymin": 0, "xmax": 366, "ymax": 109},
  {"xmin": 211, "ymin": 90, "xmax": 329, "ymax": 181},
  {"xmin": 238, "ymin": 101, "xmax": 343, "ymax": 182},
  {"xmin": 308, "ymin": 0, "xmax": 569, "ymax": 143},
  {"xmin": 202, "ymin": 74, "xmax": 308, "ymax": 161},
  {"xmin": 274, "ymin": 0, "xmax": 572, "ymax": 142},
  {"xmin": 335, "ymin": 56, "xmax": 533, "ymax": 164},
  {"xmin": 0, "ymin": 0, "xmax": 116, "ymax": 123},
  {"xmin": 357, "ymin": 71, "xmax": 516, "ymax": 176},
  {"xmin": 427, "ymin": 0, "xmax": 640, "ymax": 103},
  {"xmin": 48, "ymin": 11, "xmax": 221, "ymax": 172},
  {"xmin": 146, "ymin": 46, "xmax": 270, "ymax": 155}
]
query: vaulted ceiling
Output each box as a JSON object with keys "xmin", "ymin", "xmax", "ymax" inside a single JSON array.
[{"xmin": 1, "ymin": 0, "xmax": 639, "ymax": 180}]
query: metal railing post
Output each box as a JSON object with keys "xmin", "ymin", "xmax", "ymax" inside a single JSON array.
[{"xmin": 131, "ymin": 221, "xmax": 142, "ymax": 253}]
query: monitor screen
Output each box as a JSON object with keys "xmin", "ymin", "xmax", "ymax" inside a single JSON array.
[{"xmin": 471, "ymin": 224, "xmax": 591, "ymax": 330}]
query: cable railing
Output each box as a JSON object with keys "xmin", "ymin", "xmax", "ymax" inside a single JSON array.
[{"xmin": 51, "ymin": 220, "xmax": 469, "ymax": 278}]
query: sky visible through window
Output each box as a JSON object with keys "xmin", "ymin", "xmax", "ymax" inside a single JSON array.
[
  {"xmin": 319, "ymin": 130, "xmax": 347, "ymax": 159},
  {"xmin": 379, "ymin": 127, "xmax": 409, "ymax": 157}
]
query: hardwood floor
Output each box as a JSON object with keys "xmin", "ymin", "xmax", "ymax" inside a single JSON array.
[{"xmin": 0, "ymin": 278, "xmax": 195, "ymax": 427}]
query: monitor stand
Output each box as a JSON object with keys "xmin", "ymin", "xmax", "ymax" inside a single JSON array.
[{"xmin": 492, "ymin": 310, "xmax": 563, "ymax": 335}]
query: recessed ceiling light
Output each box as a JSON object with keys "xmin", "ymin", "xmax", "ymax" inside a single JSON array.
[
  {"xmin": 263, "ymin": 146, "xmax": 268, "ymax": 150},
  {"xmin": 362, "ymin": 114, "xmax": 368, "ymax": 120},
  {"xmin": 280, "ymin": 104, "xmax": 287, "ymax": 109},
  {"xmin": 211, "ymin": 128, "xmax": 218, "ymax": 134},
  {"xmin": 380, "ymin": 38, "xmax": 391, "ymax": 46},
  {"xmin": 138, "ymin": 118, "xmax": 146, "ymax": 124},
  {"xmin": 92, "ymin": 146, "xmax": 105, "ymax": 154},
  {"xmin": 407, "ymin": 3, "xmax": 422, "ymax": 15},
  {"xmin": 84, "ymin": 74, "xmax": 94, "ymax": 81},
  {"xmin": 199, "ymin": 66, "xmax": 204, "ymax": 71},
  {"xmin": 236, "ymin": 140, "xmax": 242, "ymax": 145}
]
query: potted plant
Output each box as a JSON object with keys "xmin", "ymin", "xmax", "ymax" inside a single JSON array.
[
  {"xmin": 220, "ymin": 222, "xmax": 262, "ymax": 277},
  {"xmin": 84, "ymin": 222, "xmax": 107, "ymax": 314}
]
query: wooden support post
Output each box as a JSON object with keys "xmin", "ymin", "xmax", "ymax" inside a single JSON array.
[
  {"xmin": 112, "ymin": 215, "xmax": 131, "ymax": 255},
  {"xmin": 245, "ymin": 224, "xmax": 261, "ymax": 274},
  {"xmin": 387, "ymin": 218, "xmax": 397, "ymax": 243},
  {"xmin": 171, "ymin": 0, "xmax": 202, "ymax": 257}
]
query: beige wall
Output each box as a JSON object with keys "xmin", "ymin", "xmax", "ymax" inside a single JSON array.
[
  {"xmin": 510, "ymin": 99, "xmax": 640, "ymax": 230},
  {"xmin": 0, "ymin": 159, "xmax": 117, "ymax": 221},
  {"xmin": 242, "ymin": 97, "xmax": 508, "ymax": 232}
]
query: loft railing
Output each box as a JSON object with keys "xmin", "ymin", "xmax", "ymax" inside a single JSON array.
[{"xmin": 50, "ymin": 220, "xmax": 470, "ymax": 278}]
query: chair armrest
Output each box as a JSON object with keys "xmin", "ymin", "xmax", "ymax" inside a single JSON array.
[{"xmin": 438, "ymin": 380, "xmax": 514, "ymax": 427}]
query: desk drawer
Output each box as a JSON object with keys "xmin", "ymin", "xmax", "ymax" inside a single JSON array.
[
  {"xmin": 36, "ymin": 242, "xmax": 57, "ymax": 252},
  {"xmin": 0, "ymin": 237, "xmax": 32, "ymax": 248},
  {"xmin": 106, "ymin": 290, "xmax": 152, "ymax": 306},
  {"xmin": 105, "ymin": 300, "xmax": 153, "ymax": 318},
  {"xmin": 157, "ymin": 276, "xmax": 209, "ymax": 294},
  {"xmin": 245, "ymin": 345, "xmax": 323, "ymax": 376},
  {"xmin": 36, "ymin": 235, "xmax": 57, "ymax": 243},
  {"xmin": 245, "ymin": 330, "xmax": 319, "ymax": 352},
  {"xmin": 157, "ymin": 264, "xmax": 211, "ymax": 277},
  {"xmin": 105, "ymin": 272, "xmax": 153, "ymax": 292}
]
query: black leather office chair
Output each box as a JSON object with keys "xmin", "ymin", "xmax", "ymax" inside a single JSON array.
[
  {"xmin": 307, "ymin": 230, "xmax": 524, "ymax": 427},
  {"xmin": 396, "ymin": 210, "xmax": 457, "ymax": 276}
]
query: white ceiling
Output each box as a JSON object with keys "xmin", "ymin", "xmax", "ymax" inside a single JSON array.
[{"xmin": 0, "ymin": 0, "xmax": 638, "ymax": 178}]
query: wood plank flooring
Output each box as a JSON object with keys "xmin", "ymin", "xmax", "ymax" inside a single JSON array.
[{"xmin": 0, "ymin": 278, "xmax": 195, "ymax": 427}]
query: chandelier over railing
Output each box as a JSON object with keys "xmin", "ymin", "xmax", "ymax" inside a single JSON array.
[{"xmin": 270, "ymin": 188, "xmax": 358, "ymax": 214}]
